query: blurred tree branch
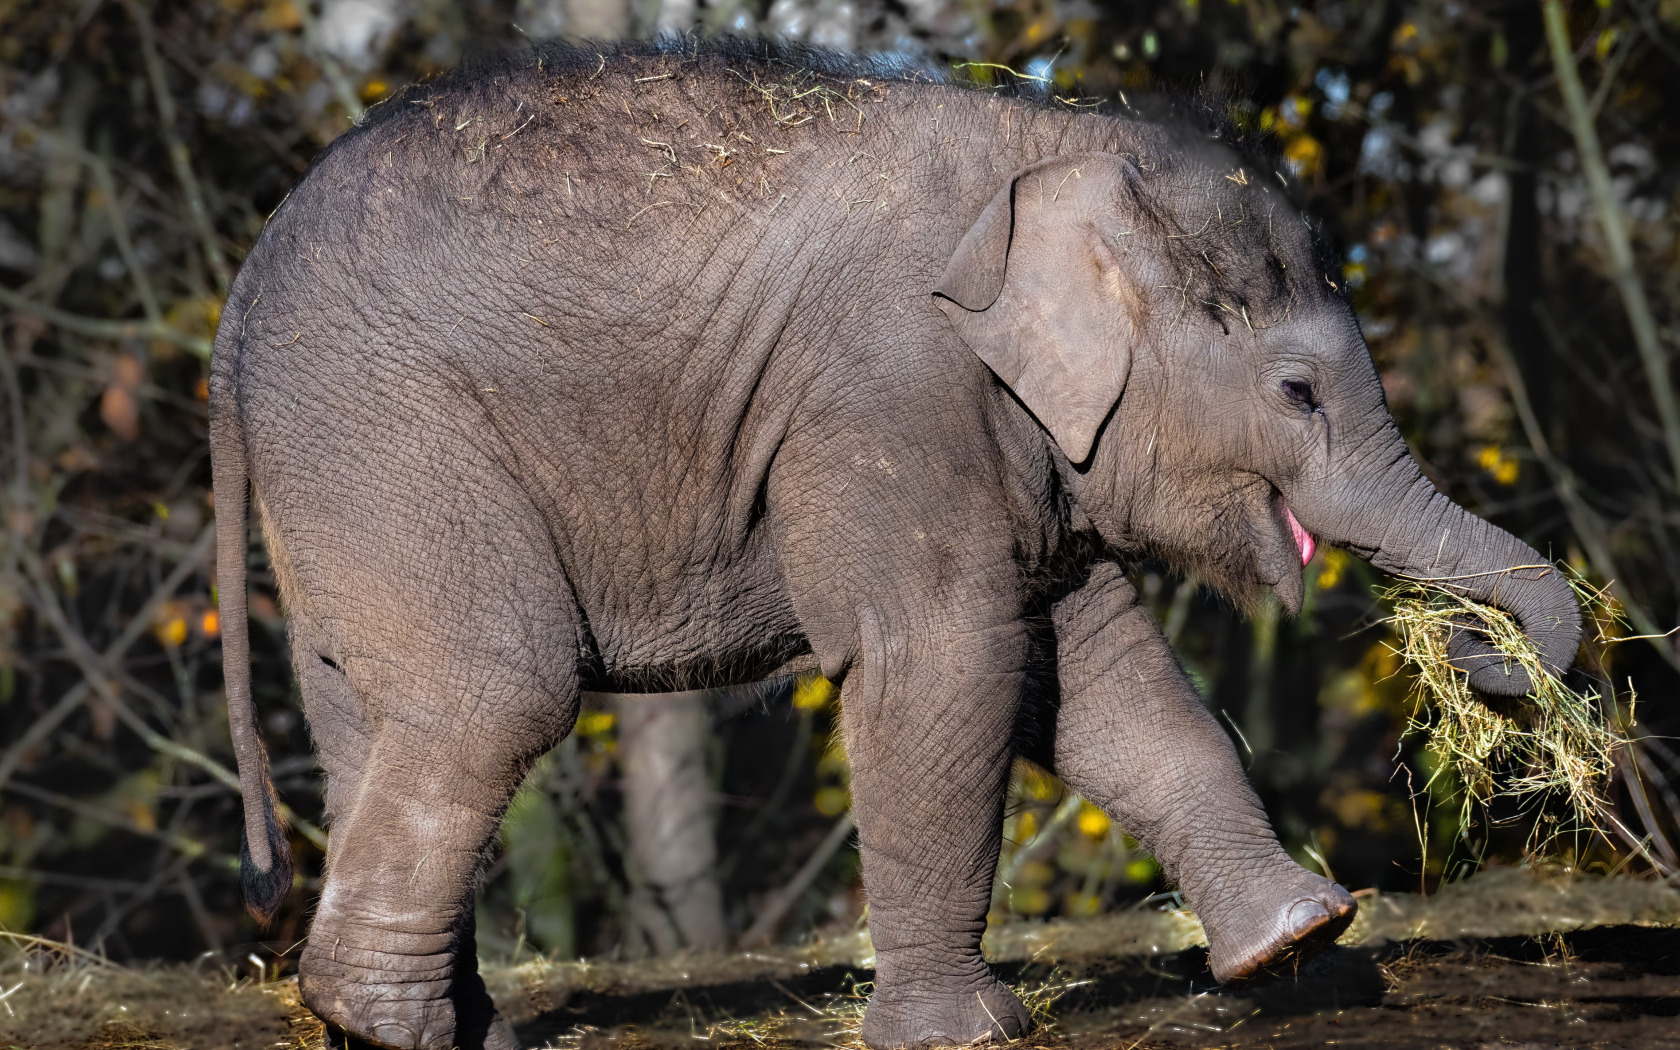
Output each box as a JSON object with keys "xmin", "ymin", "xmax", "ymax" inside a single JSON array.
[
  {"xmin": 89, "ymin": 145, "xmax": 163, "ymax": 327},
  {"xmin": 3, "ymin": 780, "xmax": 228, "ymax": 866},
  {"xmin": 123, "ymin": 0, "xmax": 232, "ymax": 294},
  {"xmin": 1543, "ymin": 0, "xmax": 1680, "ymax": 492},
  {"xmin": 11, "ymin": 541, "xmax": 328, "ymax": 850},
  {"xmin": 739, "ymin": 811, "xmax": 854, "ymax": 948},
  {"xmin": 0, "ymin": 284, "xmax": 211, "ymax": 357},
  {"xmin": 0, "ymin": 526, "xmax": 214, "ymax": 792},
  {"xmin": 293, "ymin": 0, "xmax": 368, "ymax": 124},
  {"xmin": 1490, "ymin": 324, "xmax": 1678, "ymax": 669}
]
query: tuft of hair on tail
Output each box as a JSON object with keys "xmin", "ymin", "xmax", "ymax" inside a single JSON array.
[
  {"xmin": 210, "ymin": 343, "xmax": 295, "ymax": 928},
  {"xmin": 239, "ymin": 788, "xmax": 294, "ymax": 925}
]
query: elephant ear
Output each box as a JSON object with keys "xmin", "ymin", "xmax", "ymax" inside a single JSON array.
[{"xmin": 935, "ymin": 153, "xmax": 1146, "ymax": 464}]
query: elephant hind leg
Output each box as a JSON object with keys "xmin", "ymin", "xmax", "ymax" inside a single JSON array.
[
  {"xmin": 263, "ymin": 509, "xmax": 581, "ymax": 1049},
  {"xmin": 1045, "ymin": 564, "xmax": 1355, "ymax": 986},
  {"xmin": 297, "ymin": 608, "xmax": 579, "ymax": 1050}
]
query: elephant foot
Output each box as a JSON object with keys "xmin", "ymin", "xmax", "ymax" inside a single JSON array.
[
  {"xmin": 306, "ymin": 979, "xmax": 520, "ymax": 1050},
  {"xmin": 327, "ymin": 1023, "xmax": 514, "ymax": 1050},
  {"xmin": 861, "ymin": 971, "xmax": 1030, "ymax": 1049},
  {"xmin": 1203, "ymin": 871, "xmax": 1357, "ymax": 986},
  {"xmin": 303, "ymin": 963, "xmax": 518, "ymax": 1050},
  {"xmin": 300, "ymin": 961, "xmax": 460, "ymax": 1050}
]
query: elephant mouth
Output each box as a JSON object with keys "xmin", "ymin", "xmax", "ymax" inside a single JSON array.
[{"xmin": 1282, "ymin": 504, "xmax": 1316, "ymax": 566}]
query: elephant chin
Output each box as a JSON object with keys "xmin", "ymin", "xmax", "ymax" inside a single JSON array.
[{"xmin": 1266, "ymin": 551, "xmax": 1306, "ymax": 616}]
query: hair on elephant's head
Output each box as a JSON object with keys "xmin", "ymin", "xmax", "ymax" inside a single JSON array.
[{"xmin": 935, "ymin": 141, "xmax": 1581, "ymax": 697}]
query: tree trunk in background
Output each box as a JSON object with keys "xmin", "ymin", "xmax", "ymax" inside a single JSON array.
[
  {"xmin": 658, "ymin": 0, "xmax": 697, "ymax": 32},
  {"xmin": 514, "ymin": 0, "xmax": 569, "ymax": 38},
  {"xmin": 564, "ymin": 0, "xmax": 632, "ymax": 39},
  {"xmin": 612, "ymin": 690, "xmax": 729, "ymax": 953}
]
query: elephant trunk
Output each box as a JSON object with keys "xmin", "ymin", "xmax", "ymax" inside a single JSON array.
[{"xmin": 1301, "ymin": 434, "xmax": 1581, "ymax": 696}]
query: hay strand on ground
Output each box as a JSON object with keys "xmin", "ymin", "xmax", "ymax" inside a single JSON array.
[{"xmin": 689, "ymin": 969, "xmax": 1087, "ymax": 1049}]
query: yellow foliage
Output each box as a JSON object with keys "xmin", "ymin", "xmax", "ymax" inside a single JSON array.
[
  {"xmin": 0, "ymin": 878, "xmax": 34, "ymax": 931},
  {"xmin": 1595, "ymin": 27, "xmax": 1618, "ymax": 62},
  {"xmin": 575, "ymin": 710, "xmax": 615, "ymax": 737},
  {"xmin": 113, "ymin": 769, "xmax": 161, "ymax": 833},
  {"xmin": 164, "ymin": 297, "xmax": 220, "ymax": 336},
  {"xmin": 1064, "ymin": 890, "xmax": 1102, "ymax": 917},
  {"xmin": 156, "ymin": 615, "xmax": 188, "ymax": 648},
  {"xmin": 1363, "ymin": 638, "xmax": 1402, "ymax": 683},
  {"xmin": 1015, "ymin": 759, "xmax": 1061, "ymax": 802},
  {"xmin": 1123, "ymin": 856, "xmax": 1159, "ymax": 882},
  {"xmin": 157, "ymin": 297, "xmax": 221, "ymax": 358},
  {"xmin": 1014, "ymin": 809, "xmax": 1039, "ymax": 842},
  {"xmin": 1284, "ymin": 135, "xmax": 1325, "ymax": 179},
  {"xmin": 814, "ymin": 785, "xmax": 849, "ymax": 816},
  {"xmin": 1477, "ymin": 444, "xmax": 1520, "ymax": 485},
  {"xmin": 1320, "ymin": 669, "xmax": 1370, "ymax": 715},
  {"xmin": 264, "ymin": 0, "xmax": 301, "ymax": 30},
  {"xmin": 816, "ymin": 744, "xmax": 850, "ymax": 781},
  {"xmin": 792, "ymin": 674, "xmax": 837, "ymax": 711},
  {"xmin": 1076, "ymin": 801, "xmax": 1109, "ymax": 838},
  {"xmin": 1316, "ymin": 546, "xmax": 1350, "ymax": 590},
  {"xmin": 125, "ymin": 798, "xmax": 158, "ymax": 833},
  {"xmin": 1332, "ymin": 789, "xmax": 1391, "ymax": 831}
]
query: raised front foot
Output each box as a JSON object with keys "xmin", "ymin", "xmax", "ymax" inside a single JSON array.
[
  {"xmin": 1204, "ymin": 871, "xmax": 1357, "ymax": 985},
  {"xmin": 861, "ymin": 971, "xmax": 1030, "ymax": 1049}
]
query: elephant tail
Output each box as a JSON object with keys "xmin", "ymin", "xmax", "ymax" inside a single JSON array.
[{"xmin": 210, "ymin": 366, "xmax": 293, "ymax": 927}]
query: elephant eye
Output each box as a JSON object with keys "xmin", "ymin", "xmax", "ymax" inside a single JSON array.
[{"xmin": 1281, "ymin": 379, "xmax": 1317, "ymax": 408}]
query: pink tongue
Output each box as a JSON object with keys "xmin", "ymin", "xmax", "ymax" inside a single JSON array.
[{"xmin": 1284, "ymin": 506, "xmax": 1316, "ymax": 566}]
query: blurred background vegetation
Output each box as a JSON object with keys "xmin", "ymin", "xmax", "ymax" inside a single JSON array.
[{"xmin": 2, "ymin": 0, "xmax": 1680, "ymax": 973}]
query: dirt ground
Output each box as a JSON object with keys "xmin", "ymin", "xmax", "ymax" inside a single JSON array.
[{"xmin": 5, "ymin": 867, "xmax": 1679, "ymax": 1050}]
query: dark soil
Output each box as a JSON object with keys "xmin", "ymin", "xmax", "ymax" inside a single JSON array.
[
  {"xmin": 6, "ymin": 869, "xmax": 1679, "ymax": 1049},
  {"xmin": 510, "ymin": 928, "xmax": 1680, "ymax": 1049}
]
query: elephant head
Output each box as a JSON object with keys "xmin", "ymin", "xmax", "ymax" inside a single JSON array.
[{"xmin": 935, "ymin": 143, "xmax": 1579, "ymax": 696}]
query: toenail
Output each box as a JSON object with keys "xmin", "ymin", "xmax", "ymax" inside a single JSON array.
[
  {"xmin": 369, "ymin": 1021, "xmax": 417, "ymax": 1047},
  {"xmin": 1286, "ymin": 898, "xmax": 1329, "ymax": 936}
]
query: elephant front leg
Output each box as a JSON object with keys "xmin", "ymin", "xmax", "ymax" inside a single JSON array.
[
  {"xmin": 1047, "ymin": 564, "xmax": 1355, "ymax": 984},
  {"xmin": 841, "ymin": 611, "xmax": 1033, "ymax": 1048}
]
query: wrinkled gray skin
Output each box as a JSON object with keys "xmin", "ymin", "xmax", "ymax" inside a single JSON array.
[{"xmin": 211, "ymin": 39, "xmax": 1581, "ymax": 1050}]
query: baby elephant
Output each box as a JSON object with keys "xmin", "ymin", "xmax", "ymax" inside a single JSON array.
[{"xmin": 212, "ymin": 38, "xmax": 1580, "ymax": 1050}]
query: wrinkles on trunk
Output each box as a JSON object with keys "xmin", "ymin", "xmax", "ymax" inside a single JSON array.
[{"xmin": 1303, "ymin": 434, "xmax": 1581, "ymax": 697}]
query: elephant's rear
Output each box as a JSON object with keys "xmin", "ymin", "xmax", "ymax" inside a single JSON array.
[{"xmin": 212, "ymin": 119, "xmax": 597, "ymax": 1049}]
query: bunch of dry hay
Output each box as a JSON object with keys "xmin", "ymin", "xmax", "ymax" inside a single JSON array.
[
  {"xmin": 0, "ymin": 932, "xmax": 320, "ymax": 1050},
  {"xmin": 1382, "ymin": 570, "xmax": 1629, "ymax": 842},
  {"xmin": 692, "ymin": 970, "xmax": 1086, "ymax": 1049}
]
